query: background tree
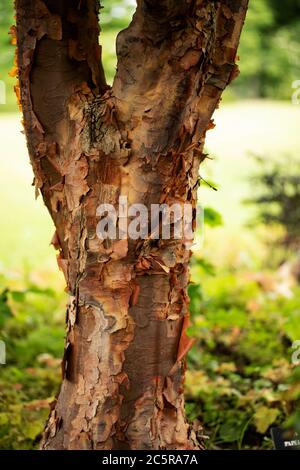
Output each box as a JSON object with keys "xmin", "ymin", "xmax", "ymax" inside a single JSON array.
[
  {"xmin": 234, "ymin": 0, "xmax": 300, "ymax": 98},
  {"xmin": 15, "ymin": 0, "xmax": 248, "ymax": 450},
  {"xmin": 247, "ymin": 156, "xmax": 300, "ymax": 250}
]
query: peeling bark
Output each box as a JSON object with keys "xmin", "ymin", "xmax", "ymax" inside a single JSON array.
[{"xmin": 15, "ymin": 0, "xmax": 248, "ymax": 450}]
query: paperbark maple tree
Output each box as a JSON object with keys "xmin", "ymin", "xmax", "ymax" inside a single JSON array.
[{"xmin": 15, "ymin": 0, "xmax": 248, "ymax": 450}]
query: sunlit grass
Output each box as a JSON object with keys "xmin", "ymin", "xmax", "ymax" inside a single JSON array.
[{"xmin": 199, "ymin": 100, "xmax": 300, "ymax": 268}]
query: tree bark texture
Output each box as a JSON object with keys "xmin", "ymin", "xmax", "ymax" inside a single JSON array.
[{"xmin": 15, "ymin": 0, "xmax": 248, "ymax": 450}]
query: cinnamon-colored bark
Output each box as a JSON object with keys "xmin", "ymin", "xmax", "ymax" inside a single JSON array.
[{"xmin": 15, "ymin": 0, "xmax": 248, "ymax": 450}]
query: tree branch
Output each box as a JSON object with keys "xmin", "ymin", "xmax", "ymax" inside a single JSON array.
[
  {"xmin": 16, "ymin": 0, "xmax": 106, "ymax": 137},
  {"xmin": 113, "ymin": 0, "xmax": 249, "ymax": 155},
  {"xmin": 16, "ymin": 0, "xmax": 108, "ymax": 255}
]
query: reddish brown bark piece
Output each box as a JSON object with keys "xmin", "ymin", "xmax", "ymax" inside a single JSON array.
[{"xmin": 15, "ymin": 0, "xmax": 248, "ymax": 450}]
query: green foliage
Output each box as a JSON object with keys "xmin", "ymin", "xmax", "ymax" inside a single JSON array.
[
  {"xmin": 187, "ymin": 261, "xmax": 300, "ymax": 449},
  {"xmin": 0, "ymin": 289, "xmax": 13, "ymax": 327},
  {"xmin": 204, "ymin": 207, "xmax": 223, "ymax": 228},
  {"xmin": 230, "ymin": 0, "xmax": 300, "ymax": 100},
  {"xmin": 268, "ymin": 0, "xmax": 300, "ymax": 28},
  {"xmin": 0, "ymin": 275, "xmax": 65, "ymax": 449}
]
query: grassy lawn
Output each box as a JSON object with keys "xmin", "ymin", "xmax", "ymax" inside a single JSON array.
[
  {"xmin": 0, "ymin": 114, "xmax": 59, "ymax": 281},
  {"xmin": 202, "ymin": 100, "xmax": 300, "ymax": 226},
  {"xmin": 199, "ymin": 100, "xmax": 300, "ymax": 267}
]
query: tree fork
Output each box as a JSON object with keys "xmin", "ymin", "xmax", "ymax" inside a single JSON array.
[{"xmin": 15, "ymin": 0, "xmax": 248, "ymax": 450}]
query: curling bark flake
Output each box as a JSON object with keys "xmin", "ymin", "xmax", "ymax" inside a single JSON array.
[{"xmin": 15, "ymin": 0, "xmax": 248, "ymax": 450}]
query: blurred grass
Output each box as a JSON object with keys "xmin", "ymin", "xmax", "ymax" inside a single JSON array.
[
  {"xmin": 202, "ymin": 100, "xmax": 300, "ymax": 227},
  {"xmin": 199, "ymin": 100, "xmax": 300, "ymax": 269},
  {"xmin": 0, "ymin": 115, "xmax": 59, "ymax": 276}
]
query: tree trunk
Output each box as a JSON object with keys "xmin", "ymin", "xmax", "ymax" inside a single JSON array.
[{"xmin": 15, "ymin": 0, "xmax": 248, "ymax": 450}]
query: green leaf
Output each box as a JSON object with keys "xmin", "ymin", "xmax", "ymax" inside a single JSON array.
[
  {"xmin": 204, "ymin": 207, "xmax": 223, "ymax": 227},
  {"xmin": 0, "ymin": 413, "xmax": 9, "ymax": 426},
  {"xmin": 23, "ymin": 420, "xmax": 43, "ymax": 440},
  {"xmin": 219, "ymin": 421, "xmax": 245, "ymax": 443},
  {"xmin": 10, "ymin": 291, "xmax": 26, "ymax": 302},
  {"xmin": 254, "ymin": 406, "xmax": 280, "ymax": 434},
  {"xmin": 0, "ymin": 289, "xmax": 13, "ymax": 326}
]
